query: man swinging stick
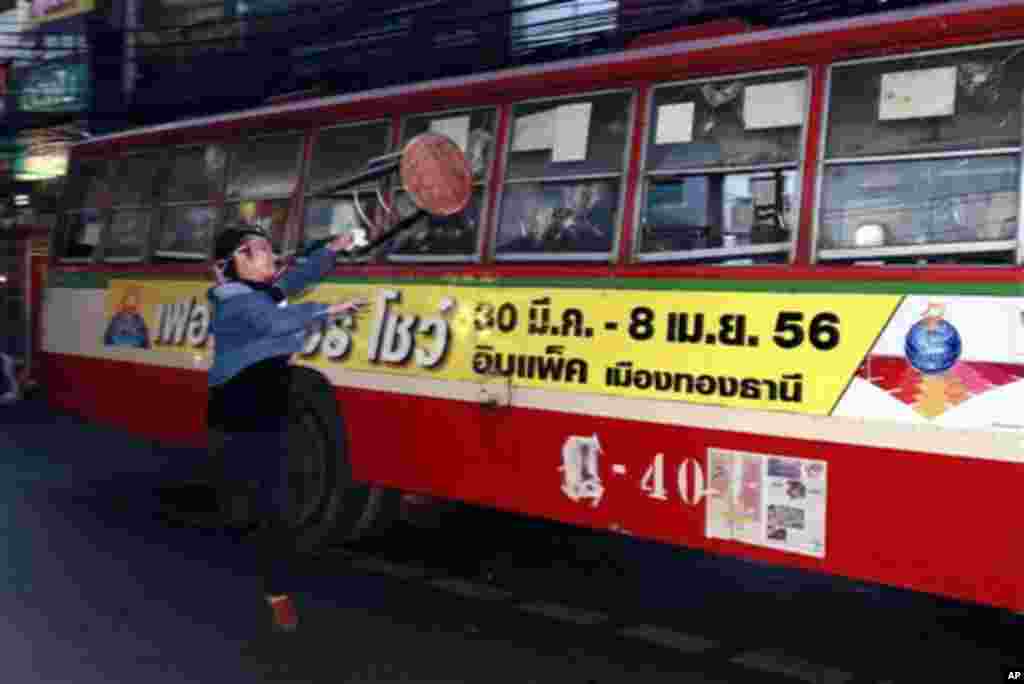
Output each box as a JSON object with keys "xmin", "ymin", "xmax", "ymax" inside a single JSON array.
[{"xmin": 206, "ymin": 131, "xmax": 471, "ymax": 632}]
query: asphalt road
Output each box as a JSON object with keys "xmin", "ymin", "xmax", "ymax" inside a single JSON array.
[{"xmin": 1, "ymin": 397, "xmax": 1019, "ymax": 683}]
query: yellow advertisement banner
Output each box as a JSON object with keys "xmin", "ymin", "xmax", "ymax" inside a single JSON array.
[{"xmin": 103, "ymin": 279, "xmax": 901, "ymax": 416}]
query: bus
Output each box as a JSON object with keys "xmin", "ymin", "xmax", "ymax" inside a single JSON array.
[{"xmin": 39, "ymin": 0, "xmax": 1024, "ymax": 614}]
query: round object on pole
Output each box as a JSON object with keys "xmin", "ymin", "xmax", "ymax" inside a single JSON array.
[{"xmin": 400, "ymin": 132, "xmax": 473, "ymax": 216}]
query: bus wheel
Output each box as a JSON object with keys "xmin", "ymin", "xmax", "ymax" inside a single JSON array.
[{"xmin": 286, "ymin": 366, "xmax": 399, "ymax": 551}]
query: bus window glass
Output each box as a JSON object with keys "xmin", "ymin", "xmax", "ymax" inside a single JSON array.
[
  {"xmin": 58, "ymin": 158, "xmax": 109, "ymax": 261},
  {"xmin": 307, "ymin": 122, "xmax": 392, "ymax": 194},
  {"xmin": 637, "ymin": 71, "xmax": 806, "ymax": 263},
  {"xmin": 155, "ymin": 145, "xmax": 227, "ymax": 261},
  {"xmin": 389, "ymin": 188, "xmax": 485, "ymax": 256},
  {"xmin": 640, "ymin": 170, "xmax": 798, "ymax": 255},
  {"xmin": 304, "ymin": 195, "xmax": 382, "ymax": 246},
  {"xmin": 165, "ymin": 145, "xmax": 227, "ymax": 203},
  {"xmin": 497, "ymin": 91, "xmax": 631, "ymax": 259},
  {"xmin": 827, "ymin": 45, "xmax": 1024, "ymax": 158},
  {"xmin": 226, "ymin": 133, "xmax": 303, "ymax": 199},
  {"xmin": 64, "ymin": 158, "xmax": 108, "ymax": 208},
  {"xmin": 506, "ymin": 91, "xmax": 631, "ymax": 181},
  {"xmin": 105, "ymin": 210, "xmax": 150, "ymax": 261},
  {"xmin": 645, "ymin": 73, "xmax": 805, "ymax": 171},
  {"xmin": 303, "ymin": 121, "xmax": 392, "ymax": 252},
  {"xmin": 111, "ymin": 152, "xmax": 162, "ymax": 207},
  {"xmin": 156, "ymin": 205, "xmax": 219, "ymax": 259},
  {"xmin": 222, "ymin": 199, "xmax": 291, "ymax": 252},
  {"xmin": 497, "ymin": 180, "xmax": 618, "ymax": 255},
  {"xmin": 104, "ymin": 152, "xmax": 162, "ymax": 263},
  {"xmin": 388, "ymin": 108, "xmax": 496, "ymax": 260},
  {"xmin": 819, "ymin": 156, "xmax": 1019, "ymax": 258},
  {"xmin": 61, "ymin": 209, "xmax": 104, "ymax": 261},
  {"xmin": 401, "ymin": 108, "xmax": 496, "ymax": 183},
  {"xmin": 819, "ymin": 45, "xmax": 1024, "ymax": 265}
]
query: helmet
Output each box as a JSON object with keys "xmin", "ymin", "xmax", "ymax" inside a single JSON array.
[{"xmin": 214, "ymin": 225, "xmax": 270, "ymax": 263}]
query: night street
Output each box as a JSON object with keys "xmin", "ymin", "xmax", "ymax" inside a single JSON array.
[{"xmin": 5, "ymin": 2, "xmax": 1024, "ymax": 683}]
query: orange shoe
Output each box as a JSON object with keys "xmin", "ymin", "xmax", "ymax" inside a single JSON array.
[{"xmin": 267, "ymin": 595, "xmax": 298, "ymax": 632}]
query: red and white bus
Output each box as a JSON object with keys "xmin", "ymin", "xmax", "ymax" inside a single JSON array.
[{"xmin": 38, "ymin": 0, "xmax": 1024, "ymax": 613}]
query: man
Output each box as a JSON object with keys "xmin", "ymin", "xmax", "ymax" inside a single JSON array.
[{"xmin": 206, "ymin": 224, "xmax": 365, "ymax": 632}]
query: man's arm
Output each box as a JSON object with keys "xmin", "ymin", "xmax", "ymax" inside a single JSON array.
[
  {"xmin": 222, "ymin": 293, "xmax": 331, "ymax": 338},
  {"xmin": 275, "ymin": 231, "xmax": 364, "ymax": 297},
  {"xmin": 274, "ymin": 247, "xmax": 337, "ymax": 298}
]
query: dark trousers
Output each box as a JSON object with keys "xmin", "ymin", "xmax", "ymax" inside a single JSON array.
[{"xmin": 217, "ymin": 419, "xmax": 295, "ymax": 597}]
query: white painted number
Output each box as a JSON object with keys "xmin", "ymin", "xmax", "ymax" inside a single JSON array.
[
  {"xmin": 641, "ymin": 454, "xmax": 706, "ymax": 507},
  {"xmin": 640, "ymin": 453, "xmax": 668, "ymax": 501},
  {"xmin": 677, "ymin": 458, "xmax": 705, "ymax": 506}
]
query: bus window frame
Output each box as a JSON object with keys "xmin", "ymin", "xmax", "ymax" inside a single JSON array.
[
  {"xmin": 388, "ymin": 104, "xmax": 499, "ymax": 264},
  {"xmin": 223, "ymin": 129, "xmax": 306, "ymax": 256},
  {"xmin": 303, "ymin": 117, "xmax": 394, "ymax": 263},
  {"xmin": 154, "ymin": 142, "xmax": 230, "ymax": 263},
  {"xmin": 56, "ymin": 210, "xmax": 106, "ymax": 264},
  {"xmin": 632, "ymin": 67, "xmax": 810, "ymax": 265},
  {"xmin": 103, "ymin": 149, "xmax": 166, "ymax": 265},
  {"xmin": 492, "ymin": 87, "xmax": 636, "ymax": 263},
  {"xmin": 55, "ymin": 157, "xmax": 111, "ymax": 265},
  {"xmin": 813, "ymin": 39, "xmax": 1024, "ymax": 266}
]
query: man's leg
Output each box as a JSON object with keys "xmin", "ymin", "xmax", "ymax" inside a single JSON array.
[{"xmin": 247, "ymin": 423, "xmax": 300, "ymax": 631}]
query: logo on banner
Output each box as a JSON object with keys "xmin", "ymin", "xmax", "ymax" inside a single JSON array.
[
  {"xmin": 905, "ymin": 302, "xmax": 961, "ymax": 375},
  {"xmin": 864, "ymin": 301, "xmax": 1023, "ymax": 419}
]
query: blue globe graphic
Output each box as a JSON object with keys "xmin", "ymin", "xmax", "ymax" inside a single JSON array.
[{"xmin": 904, "ymin": 319, "xmax": 961, "ymax": 375}]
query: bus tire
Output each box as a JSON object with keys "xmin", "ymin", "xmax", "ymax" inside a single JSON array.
[{"xmin": 286, "ymin": 366, "xmax": 399, "ymax": 551}]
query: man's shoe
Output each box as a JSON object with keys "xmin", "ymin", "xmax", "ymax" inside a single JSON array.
[{"xmin": 268, "ymin": 595, "xmax": 298, "ymax": 632}]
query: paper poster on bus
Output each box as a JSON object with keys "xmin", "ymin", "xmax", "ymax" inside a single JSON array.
[
  {"xmin": 878, "ymin": 66, "xmax": 957, "ymax": 120},
  {"xmin": 706, "ymin": 448, "xmax": 827, "ymax": 558}
]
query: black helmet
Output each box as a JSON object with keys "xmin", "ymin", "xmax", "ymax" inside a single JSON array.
[{"xmin": 214, "ymin": 225, "xmax": 269, "ymax": 263}]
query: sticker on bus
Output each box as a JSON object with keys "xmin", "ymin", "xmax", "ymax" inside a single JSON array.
[{"xmin": 706, "ymin": 448, "xmax": 827, "ymax": 559}]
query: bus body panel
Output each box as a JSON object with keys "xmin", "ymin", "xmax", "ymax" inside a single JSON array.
[{"xmin": 36, "ymin": 345, "xmax": 1024, "ymax": 612}]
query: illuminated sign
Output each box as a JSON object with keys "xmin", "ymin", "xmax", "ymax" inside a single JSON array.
[
  {"xmin": 15, "ymin": 152, "xmax": 69, "ymax": 181},
  {"xmin": 29, "ymin": 0, "xmax": 94, "ymax": 24},
  {"xmin": 16, "ymin": 62, "xmax": 89, "ymax": 113}
]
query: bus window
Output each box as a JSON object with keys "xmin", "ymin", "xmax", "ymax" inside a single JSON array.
[
  {"xmin": 636, "ymin": 70, "xmax": 807, "ymax": 264},
  {"xmin": 224, "ymin": 132, "xmax": 303, "ymax": 253},
  {"xmin": 104, "ymin": 152, "xmax": 162, "ymax": 263},
  {"xmin": 305, "ymin": 196, "xmax": 382, "ymax": 254},
  {"xmin": 388, "ymin": 107, "xmax": 497, "ymax": 261},
  {"xmin": 57, "ymin": 158, "xmax": 109, "ymax": 262},
  {"xmin": 496, "ymin": 90, "xmax": 632, "ymax": 260},
  {"xmin": 157, "ymin": 205, "xmax": 220, "ymax": 260},
  {"xmin": 154, "ymin": 145, "xmax": 227, "ymax": 261},
  {"xmin": 818, "ymin": 44, "xmax": 1024, "ymax": 264},
  {"xmin": 303, "ymin": 120, "xmax": 392, "ymax": 255}
]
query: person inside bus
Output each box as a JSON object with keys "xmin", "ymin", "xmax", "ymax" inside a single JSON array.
[{"xmin": 206, "ymin": 223, "xmax": 366, "ymax": 633}]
